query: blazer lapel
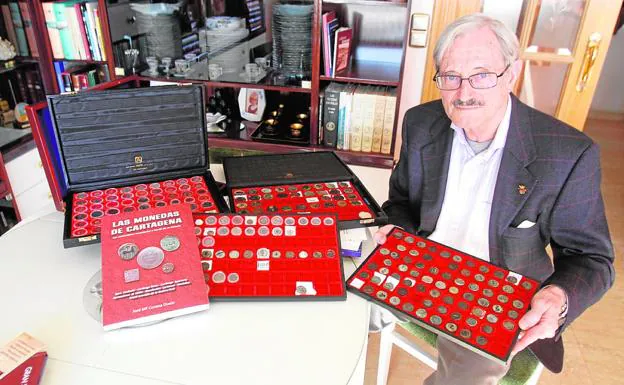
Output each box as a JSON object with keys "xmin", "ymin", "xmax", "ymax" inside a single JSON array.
[
  {"xmin": 419, "ymin": 115, "xmax": 453, "ymax": 235},
  {"xmin": 489, "ymin": 96, "xmax": 538, "ymax": 267}
]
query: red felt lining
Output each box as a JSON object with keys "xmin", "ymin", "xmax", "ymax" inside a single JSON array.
[
  {"xmin": 70, "ymin": 176, "xmax": 219, "ymax": 238},
  {"xmin": 194, "ymin": 213, "xmax": 345, "ymax": 298},
  {"xmin": 347, "ymin": 228, "xmax": 540, "ymax": 361}
]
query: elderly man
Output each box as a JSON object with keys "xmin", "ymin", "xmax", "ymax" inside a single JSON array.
[{"xmin": 375, "ymin": 13, "xmax": 614, "ymax": 384}]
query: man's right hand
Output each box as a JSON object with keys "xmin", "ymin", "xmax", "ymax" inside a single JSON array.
[{"xmin": 373, "ymin": 224, "xmax": 395, "ymax": 245}]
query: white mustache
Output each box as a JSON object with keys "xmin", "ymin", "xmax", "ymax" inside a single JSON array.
[{"xmin": 453, "ymin": 99, "xmax": 485, "ymax": 107}]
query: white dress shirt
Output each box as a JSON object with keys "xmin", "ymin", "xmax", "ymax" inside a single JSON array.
[{"xmin": 428, "ymin": 97, "xmax": 512, "ymax": 261}]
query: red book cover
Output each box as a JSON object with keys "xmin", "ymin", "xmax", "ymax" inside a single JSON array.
[
  {"xmin": 18, "ymin": 2, "xmax": 39, "ymax": 58},
  {"xmin": 0, "ymin": 333, "xmax": 47, "ymax": 385},
  {"xmin": 101, "ymin": 205, "xmax": 209, "ymax": 331},
  {"xmin": 321, "ymin": 11, "xmax": 338, "ymax": 77},
  {"xmin": 332, "ymin": 27, "xmax": 353, "ymax": 77}
]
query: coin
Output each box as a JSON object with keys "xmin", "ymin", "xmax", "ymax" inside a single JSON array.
[
  {"xmin": 423, "ymin": 299, "xmax": 433, "ymax": 308},
  {"xmin": 215, "ymin": 250, "xmax": 226, "ymax": 259},
  {"xmin": 449, "ymin": 286, "xmax": 459, "ymax": 295},
  {"xmin": 371, "ymin": 276, "xmax": 382, "ymax": 285},
  {"xmin": 494, "ymin": 270, "xmax": 505, "ymax": 279},
  {"xmin": 376, "ymin": 291, "xmax": 388, "ymax": 300},
  {"xmin": 243, "ymin": 250, "xmax": 254, "ymax": 259},
  {"xmin": 397, "ymin": 288, "xmax": 409, "ymax": 296},
  {"xmin": 383, "ymin": 259, "xmax": 393, "ymax": 267},
  {"xmin": 482, "ymin": 289, "xmax": 494, "ymax": 297},
  {"xmin": 476, "ymin": 336, "xmax": 488, "ymax": 346},
  {"xmin": 497, "ymin": 294, "xmax": 509, "ymax": 304},
  {"xmin": 443, "ymin": 295, "xmax": 454, "ymax": 305},
  {"xmin": 403, "ymin": 303, "xmax": 415, "ymax": 312},
  {"xmin": 212, "ymin": 271, "xmax": 226, "ymax": 283},
  {"xmin": 438, "ymin": 305, "xmax": 448, "ymax": 314},
  {"xmin": 508, "ymin": 310, "xmax": 519, "ymax": 319},
  {"xmin": 486, "ymin": 314, "xmax": 498, "ymax": 324},
  {"xmin": 430, "ymin": 289, "xmax": 440, "ymax": 298},
  {"xmin": 202, "ymin": 249, "xmax": 213, "ymax": 258},
  {"xmin": 460, "ymin": 329, "xmax": 472, "ymax": 339},
  {"xmin": 493, "ymin": 304, "xmax": 504, "ymax": 313},
  {"xmin": 512, "ymin": 300, "xmax": 524, "ymax": 309},
  {"xmin": 503, "ymin": 320, "xmax": 515, "ymax": 331},
  {"xmin": 521, "ymin": 281, "xmax": 533, "ymax": 290},
  {"xmin": 404, "ymin": 236, "xmax": 415, "ymax": 244},
  {"xmin": 409, "ymin": 249, "xmax": 419, "ymax": 256},
  {"xmin": 396, "ymin": 244, "xmax": 407, "ymax": 252},
  {"xmin": 311, "ymin": 217, "xmax": 322, "ymax": 225},
  {"xmin": 416, "ymin": 284, "xmax": 426, "ymax": 292},
  {"xmin": 380, "ymin": 267, "xmax": 390, "ymax": 275},
  {"xmin": 383, "ymin": 282, "xmax": 395, "ymax": 291},
  {"xmin": 415, "ymin": 308, "xmax": 427, "ymax": 318},
  {"xmin": 477, "ymin": 298, "xmax": 490, "ymax": 307},
  {"xmin": 416, "ymin": 262, "xmax": 425, "ymax": 269},
  {"xmin": 468, "ymin": 283, "xmax": 479, "ymax": 291},
  {"xmin": 227, "ymin": 272, "xmax": 239, "ymax": 283},
  {"xmin": 440, "ymin": 251, "xmax": 451, "ymax": 258},
  {"xmin": 422, "ymin": 276, "xmax": 433, "ymax": 284},
  {"xmin": 472, "ymin": 307, "xmax": 485, "ymax": 318},
  {"xmin": 448, "ymin": 263, "xmax": 458, "ymax": 270},
  {"xmin": 398, "ymin": 264, "xmax": 408, "ymax": 272},
  {"xmin": 296, "ymin": 286, "xmax": 307, "ymax": 295},
  {"xmin": 430, "ymin": 315, "xmax": 442, "ymax": 325},
  {"xmin": 452, "ymin": 255, "xmax": 462, "ymax": 263},
  {"xmin": 363, "ymin": 286, "xmax": 374, "ymax": 294},
  {"xmin": 435, "ymin": 281, "xmax": 447, "ymax": 290},
  {"xmin": 474, "ymin": 274, "xmax": 485, "ymax": 282},
  {"xmin": 441, "ymin": 272, "xmax": 452, "ymax": 280},
  {"xmin": 461, "ymin": 269, "xmax": 471, "ymax": 277},
  {"xmin": 390, "ymin": 251, "xmax": 400, "ymax": 259},
  {"xmin": 162, "ymin": 262, "xmax": 175, "ymax": 274},
  {"xmin": 451, "ymin": 312, "xmax": 462, "ymax": 321},
  {"xmin": 458, "ymin": 301, "xmax": 469, "ymax": 310},
  {"xmin": 379, "ymin": 248, "xmax": 390, "ymax": 255},
  {"xmin": 416, "ymin": 241, "xmax": 426, "ymax": 248},
  {"xmin": 229, "ymin": 250, "xmax": 240, "ymax": 259},
  {"xmin": 479, "ymin": 265, "xmax": 490, "ymax": 274},
  {"xmin": 488, "ymin": 279, "xmax": 499, "ymax": 288},
  {"xmin": 502, "ymin": 285, "xmax": 515, "ymax": 294},
  {"xmin": 445, "ymin": 323, "xmax": 457, "ymax": 332},
  {"xmin": 403, "ymin": 256, "xmax": 414, "ymax": 264},
  {"xmin": 118, "ymin": 243, "xmax": 139, "ymax": 260},
  {"xmin": 393, "ymin": 231, "xmax": 404, "ymax": 239},
  {"xmin": 466, "ymin": 318, "xmax": 478, "ymax": 327},
  {"xmin": 454, "ymin": 278, "xmax": 465, "ymax": 286},
  {"xmin": 137, "ymin": 247, "xmax": 165, "ymax": 269},
  {"xmin": 506, "ymin": 275, "xmax": 518, "ymax": 284},
  {"xmin": 389, "ymin": 296, "xmax": 401, "ymax": 305}
]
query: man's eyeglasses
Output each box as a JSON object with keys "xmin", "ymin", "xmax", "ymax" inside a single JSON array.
[{"xmin": 433, "ymin": 65, "xmax": 510, "ymax": 90}]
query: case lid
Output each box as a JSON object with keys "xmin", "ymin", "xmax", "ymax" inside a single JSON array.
[
  {"xmin": 223, "ymin": 151, "xmax": 354, "ymax": 187},
  {"xmin": 47, "ymin": 85, "xmax": 208, "ymax": 192}
]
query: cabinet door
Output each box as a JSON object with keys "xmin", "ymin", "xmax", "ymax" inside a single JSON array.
[
  {"xmin": 4, "ymin": 148, "xmax": 48, "ymax": 196},
  {"xmin": 15, "ymin": 181, "xmax": 54, "ymax": 220},
  {"xmin": 107, "ymin": 3, "xmax": 139, "ymax": 43}
]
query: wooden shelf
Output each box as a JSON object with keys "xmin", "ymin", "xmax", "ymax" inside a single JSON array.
[
  {"xmin": 53, "ymin": 59, "xmax": 109, "ymax": 65},
  {"xmin": 320, "ymin": 59, "xmax": 401, "ymax": 86},
  {"xmin": 323, "ymin": 0, "xmax": 408, "ymax": 7},
  {"xmin": 136, "ymin": 75, "xmax": 312, "ymax": 94},
  {"xmin": 208, "ymin": 135, "xmax": 393, "ymax": 168}
]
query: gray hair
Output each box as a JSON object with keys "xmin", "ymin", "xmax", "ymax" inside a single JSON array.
[{"xmin": 433, "ymin": 14, "xmax": 519, "ymax": 71}]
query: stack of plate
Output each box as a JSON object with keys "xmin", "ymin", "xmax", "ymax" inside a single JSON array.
[{"xmin": 272, "ymin": 2, "xmax": 313, "ymax": 76}]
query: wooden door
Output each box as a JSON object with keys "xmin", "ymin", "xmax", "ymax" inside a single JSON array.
[{"xmin": 420, "ymin": 0, "xmax": 621, "ymax": 131}]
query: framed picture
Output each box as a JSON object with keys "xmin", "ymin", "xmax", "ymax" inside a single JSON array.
[
  {"xmin": 238, "ymin": 88, "xmax": 266, "ymax": 122},
  {"xmin": 409, "ymin": 13, "xmax": 430, "ymax": 48}
]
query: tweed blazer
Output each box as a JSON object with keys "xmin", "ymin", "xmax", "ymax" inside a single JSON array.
[{"xmin": 382, "ymin": 95, "xmax": 615, "ymax": 373}]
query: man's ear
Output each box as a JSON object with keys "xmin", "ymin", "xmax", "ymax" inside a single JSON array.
[{"xmin": 507, "ymin": 59, "xmax": 523, "ymax": 90}]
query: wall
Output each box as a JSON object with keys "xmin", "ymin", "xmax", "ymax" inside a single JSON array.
[{"xmin": 590, "ymin": 28, "xmax": 624, "ymax": 114}]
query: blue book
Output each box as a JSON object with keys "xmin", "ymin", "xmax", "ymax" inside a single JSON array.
[{"xmin": 53, "ymin": 61, "xmax": 66, "ymax": 92}]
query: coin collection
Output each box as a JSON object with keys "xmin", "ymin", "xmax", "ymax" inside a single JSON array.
[
  {"xmin": 347, "ymin": 228, "xmax": 540, "ymax": 363},
  {"xmin": 230, "ymin": 181, "xmax": 375, "ymax": 221},
  {"xmin": 70, "ymin": 176, "xmax": 220, "ymax": 238},
  {"xmin": 114, "ymin": 234, "xmax": 184, "ymax": 300},
  {"xmin": 194, "ymin": 213, "xmax": 346, "ymax": 300}
]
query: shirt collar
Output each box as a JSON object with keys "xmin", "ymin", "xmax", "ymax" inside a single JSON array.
[{"xmin": 450, "ymin": 95, "xmax": 512, "ymax": 158}]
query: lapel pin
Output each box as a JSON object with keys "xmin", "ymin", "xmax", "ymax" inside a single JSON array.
[{"xmin": 518, "ymin": 184, "xmax": 527, "ymax": 195}]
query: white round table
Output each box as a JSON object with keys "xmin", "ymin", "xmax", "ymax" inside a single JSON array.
[{"xmin": 0, "ymin": 212, "xmax": 372, "ymax": 385}]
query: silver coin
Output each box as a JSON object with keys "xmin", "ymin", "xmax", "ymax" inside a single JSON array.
[
  {"xmin": 245, "ymin": 227, "xmax": 256, "ymax": 236},
  {"xmin": 231, "ymin": 227, "xmax": 242, "ymax": 236},
  {"xmin": 398, "ymin": 264, "xmax": 408, "ymax": 272},
  {"xmin": 118, "ymin": 243, "xmax": 139, "ymax": 260},
  {"xmin": 383, "ymin": 282, "xmax": 395, "ymax": 291},
  {"xmin": 472, "ymin": 307, "xmax": 485, "ymax": 318},
  {"xmin": 403, "ymin": 303, "xmax": 415, "ymax": 312},
  {"xmin": 486, "ymin": 314, "xmax": 498, "ymax": 324},
  {"xmin": 410, "ymin": 270, "xmax": 420, "ymax": 278},
  {"xmin": 430, "ymin": 289, "xmax": 440, "ymax": 298},
  {"xmin": 502, "ymin": 285, "xmax": 515, "ymax": 294},
  {"xmin": 217, "ymin": 226, "xmax": 230, "ymax": 236},
  {"xmin": 488, "ymin": 279, "xmax": 499, "ymax": 288},
  {"xmin": 422, "ymin": 276, "xmax": 433, "ymax": 284},
  {"xmin": 451, "ymin": 312, "xmax": 462, "ymax": 321},
  {"xmin": 376, "ymin": 291, "xmax": 388, "ymax": 300},
  {"xmin": 137, "ymin": 247, "xmax": 165, "ymax": 269},
  {"xmin": 443, "ymin": 295, "xmax": 454, "ymax": 305},
  {"xmin": 468, "ymin": 283, "xmax": 479, "ymax": 291},
  {"xmin": 257, "ymin": 248, "xmax": 270, "ymax": 258},
  {"xmin": 396, "ymin": 244, "xmax": 407, "ymax": 252},
  {"xmin": 390, "ymin": 251, "xmax": 400, "ymax": 259},
  {"xmin": 205, "ymin": 216, "xmax": 218, "ymax": 226},
  {"xmin": 310, "ymin": 217, "xmax": 322, "ymax": 226},
  {"xmin": 231, "ymin": 215, "xmax": 244, "ymax": 226},
  {"xmin": 297, "ymin": 217, "xmax": 309, "ymax": 226},
  {"xmin": 323, "ymin": 217, "xmax": 334, "ymax": 226},
  {"xmin": 415, "ymin": 309, "xmax": 427, "ymax": 318},
  {"xmin": 493, "ymin": 304, "xmax": 504, "ymax": 313},
  {"xmin": 497, "ymin": 294, "xmax": 509, "ymax": 304},
  {"xmin": 506, "ymin": 275, "xmax": 518, "ymax": 284},
  {"xmin": 438, "ymin": 305, "xmax": 448, "ymax": 314},
  {"xmin": 449, "ymin": 286, "xmax": 459, "ymax": 295},
  {"xmin": 430, "ymin": 315, "xmax": 442, "ymax": 325},
  {"xmin": 296, "ymin": 285, "xmax": 308, "ymax": 294},
  {"xmin": 215, "ymin": 250, "xmax": 226, "ymax": 259},
  {"xmin": 243, "ymin": 250, "xmax": 254, "ymax": 259},
  {"xmin": 202, "ymin": 249, "xmax": 213, "ymax": 258},
  {"xmin": 452, "ymin": 255, "xmax": 462, "ymax": 262},
  {"xmin": 478, "ymin": 298, "xmax": 490, "ymax": 307},
  {"xmin": 299, "ymin": 251, "xmax": 308, "ymax": 259},
  {"xmin": 460, "ymin": 329, "xmax": 471, "ymax": 339},
  {"xmin": 379, "ymin": 248, "xmax": 390, "ymax": 255},
  {"xmin": 383, "ymin": 258, "xmax": 393, "ymax": 266},
  {"xmin": 162, "ymin": 262, "xmax": 175, "ymax": 274},
  {"xmin": 482, "ymin": 324, "xmax": 493, "ymax": 334},
  {"xmin": 160, "ymin": 235, "xmax": 180, "ymax": 252},
  {"xmin": 435, "ymin": 281, "xmax": 447, "ymax": 290},
  {"xmin": 212, "ymin": 271, "xmax": 226, "ymax": 283},
  {"xmin": 312, "ymin": 251, "xmax": 322, "ymax": 259},
  {"xmin": 379, "ymin": 267, "xmax": 390, "ymax": 275},
  {"xmin": 284, "ymin": 217, "xmax": 296, "ymax": 226},
  {"xmin": 503, "ymin": 320, "xmax": 516, "ymax": 331},
  {"xmin": 508, "ymin": 310, "xmax": 519, "ymax": 319},
  {"xmin": 423, "ymin": 299, "xmax": 433, "ymax": 307},
  {"xmin": 404, "ymin": 236, "xmax": 415, "ymax": 244},
  {"xmin": 371, "ymin": 276, "xmax": 382, "ymax": 285},
  {"xmin": 476, "ymin": 337, "xmax": 488, "ymax": 347},
  {"xmin": 482, "ymin": 288, "xmax": 494, "ymax": 297},
  {"xmin": 479, "ymin": 265, "xmax": 490, "ymax": 274},
  {"xmin": 258, "ymin": 216, "xmax": 270, "ymax": 225},
  {"xmin": 474, "ymin": 274, "xmax": 485, "ymax": 282},
  {"xmin": 227, "ymin": 272, "xmax": 240, "ymax": 283},
  {"xmin": 463, "ymin": 292, "xmax": 475, "ymax": 301},
  {"xmin": 258, "ymin": 226, "xmax": 270, "ymax": 236},
  {"xmin": 454, "ymin": 278, "xmax": 465, "ymax": 286},
  {"xmin": 466, "ymin": 318, "xmax": 478, "ymax": 327},
  {"xmin": 271, "ymin": 216, "xmax": 284, "ymax": 226},
  {"xmin": 409, "ymin": 249, "xmax": 419, "ymax": 256},
  {"xmin": 512, "ymin": 300, "xmax": 525, "ymax": 309},
  {"xmin": 521, "ymin": 281, "xmax": 534, "ymax": 290},
  {"xmin": 397, "ymin": 287, "xmax": 409, "ymax": 296},
  {"xmin": 229, "ymin": 250, "xmax": 240, "ymax": 259},
  {"xmin": 389, "ymin": 296, "xmax": 401, "ymax": 305}
]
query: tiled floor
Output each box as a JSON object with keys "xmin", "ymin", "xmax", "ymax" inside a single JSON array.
[{"xmin": 363, "ymin": 117, "xmax": 624, "ymax": 385}]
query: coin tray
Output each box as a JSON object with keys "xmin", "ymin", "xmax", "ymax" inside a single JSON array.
[
  {"xmin": 346, "ymin": 227, "xmax": 540, "ymax": 364},
  {"xmin": 223, "ymin": 151, "xmax": 386, "ymax": 229},
  {"xmin": 68, "ymin": 175, "xmax": 224, "ymax": 241},
  {"xmin": 43, "ymin": 85, "xmax": 230, "ymax": 248},
  {"xmin": 230, "ymin": 180, "xmax": 375, "ymax": 222},
  {"xmin": 193, "ymin": 213, "xmax": 346, "ymax": 301}
]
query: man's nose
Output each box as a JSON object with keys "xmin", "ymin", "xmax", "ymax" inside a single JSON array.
[{"xmin": 456, "ymin": 78, "xmax": 473, "ymax": 100}]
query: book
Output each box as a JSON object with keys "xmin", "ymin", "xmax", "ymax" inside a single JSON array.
[
  {"xmin": 371, "ymin": 86, "xmax": 387, "ymax": 153},
  {"xmin": 54, "ymin": 2, "xmax": 76, "ymax": 59},
  {"xmin": 42, "ymin": 2, "xmax": 64, "ymax": 59},
  {"xmin": 360, "ymin": 86, "xmax": 376, "ymax": 153},
  {"xmin": 100, "ymin": 205, "xmax": 209, "ymax": 331},
  {"xmin": 1, "ymin": 4, "xmax": 19, "ymax": 52},
  {"xmin": 381, "ymin": 87, "xmax": 397, "ymax": 155},
  {"xmin": 322, "ymin": 82, "xmax": 343, "ymax": 148},
  {"xmin": 321, "ymin": 11, "xmax": 338, "ymax": 77},
  {"xmin": 8, "ymin": 2, "xmax": 29, "ymax": 56},
  {"xmin": 18, "ymin": 1, "xmax": 38, "ymax": 57},
  {"xmin": 0, "ymin": 333, "xmax": 47, "ymax": 385},
  {"xmin": 337, "ymin": 83, "xmax": 356, "ymax": 150},
  {"xmin": 349, "ymin": 85, "xmax": 364, "ymax": 151},
  {"xmin": 332, "ymin": 27, "xmax": 352, "ymax": 77}
]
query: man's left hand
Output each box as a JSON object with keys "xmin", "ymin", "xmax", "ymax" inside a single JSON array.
[{"xmin": 511, "ymin": 285, "xmax": 567, "ymax": 356}]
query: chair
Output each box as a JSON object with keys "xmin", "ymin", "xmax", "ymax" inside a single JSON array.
[{"xmin": 377, "ymin": 320, "xmax": 544, "ymax": 385}]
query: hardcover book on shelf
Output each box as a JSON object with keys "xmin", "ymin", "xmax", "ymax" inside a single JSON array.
[
  {"xmin": 18, "ymin": 1, "xmax": 38, "ymax": 57},
  {"xmin": 100, "ymin": 205, "xmax": 209, "ymax": 331},
  {"xmin": 8, "ymin": 1, "xmax": 29, "ymax": 56},
  {"xmin": 1, "ymin": 4, "xmax": 19, "ymax": 51},
  {"xmin": 42, "ymin": 2, "xmax": 64, "ymax": 59},
  {"xmin": 332, "ymin": 27, "xmax": 352, "ymax": 77}
]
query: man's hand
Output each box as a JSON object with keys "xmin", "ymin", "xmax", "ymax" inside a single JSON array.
[
  {"xmin": 373, "ymin": 224, "xmax": 396, "ymax": 245},
  {"xmin": 511, "ymin": 285, "xmax": 567, "ymax": 356}
]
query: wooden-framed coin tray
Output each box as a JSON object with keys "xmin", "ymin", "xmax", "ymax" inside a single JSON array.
[
  {"xmin": 346, "ymin": 227, "xmax": 540, "ymax": 365},
  {"xmin": 223, "ymin": 151, "xmax": 386, "ymax": 229},
  {"xmin": 46, "ymin": 85, "xmax": 229, "ymax": 248},
  {"xmin": 193, "ymin": 213, "xmax": 347, "ymax": 301}
]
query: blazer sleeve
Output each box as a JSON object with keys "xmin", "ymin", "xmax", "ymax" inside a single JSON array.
[
  {"xmin": 543, "ymin": 142, "xmax": 615, "ymax": 332},
  {"xmin": 381, "ymin": 113, "xmax": 420, "ymax": 234}
]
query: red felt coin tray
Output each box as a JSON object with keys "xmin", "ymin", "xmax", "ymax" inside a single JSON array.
[
  {"xmin": 346, "ymin": 227, "xmax": 540, "ymax": 365},
  {"xmin": 69, "ymin": 175, "xmax": 222, "ymax": 240},
  {"xmin": 230, "ymin": 180, "xmax": 375, "ymax": 222},
  {"xmin": 193, "ymin": 213, "xmax": 346, "ymax": 301}
]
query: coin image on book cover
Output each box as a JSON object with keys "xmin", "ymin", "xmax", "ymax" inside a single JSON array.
[
  {"xmin": 137, "ymin": 246, "xmax": 165, "ymax": 269},
  {"xmin": 118, "ymin": 243, "xmax": 139, "ymax": 260},
  {"xmin": 160, "ymin": 235, "xmax": 181, "ymax": 251},
  {"xmin": 162, "ymin": 262, "xmax": 175, "ymax": 274}
]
